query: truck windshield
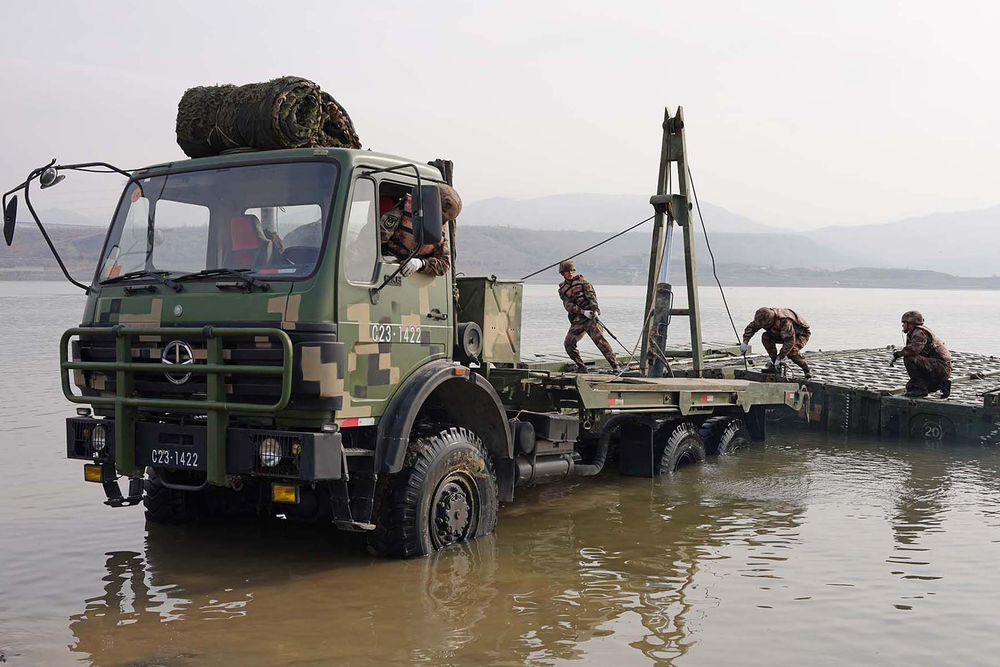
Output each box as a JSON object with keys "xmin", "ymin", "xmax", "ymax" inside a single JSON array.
[{"xmin": 97, "ymin": 161, "xmax": 338, "ymax": 283}]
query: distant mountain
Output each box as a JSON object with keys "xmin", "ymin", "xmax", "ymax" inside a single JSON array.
[
  {"xmin": 808, "ymin": 204, "xmax": 1000, "ymax": 277},
  {"xmin": 0, "ymin": 223, "xmax": 104, "ymax": 281},
  {"xmin": 5, "ymin": 207, "xmax": 1000, "ymax": 290},
  {"xmin": 461, "ymin": 193, "xmax": 779, "ymax": 234},
  {"xmin": 33, "ymin": 209, "xmax": 104, "ymax": 227},
  {"xmin": 458, "ymin": 227, "xmax": 889, "ymax": 283}
]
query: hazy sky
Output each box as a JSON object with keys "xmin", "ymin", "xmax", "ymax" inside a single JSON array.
[{"xmin": 2, "ymin": 0, "xmax": 997, "ymax": 230}]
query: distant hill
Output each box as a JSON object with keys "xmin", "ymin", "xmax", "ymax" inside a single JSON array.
[
  {"xmin": 5, "ymin": 219, "xmax": 1000, "ymax": 291},
  {"xmin": 461, "ymin": 193, "xmax": 779, "ymax": 234},
  {"xmin": 456, "ymin": 227, "xmax": 869, "ymax": 282},
  {"xmin": 808, "ymin": 203, "xmax": 1000, "ymax": 277},
  {"xmin": 463, "ymin": 195, "xmax": 1000, "ymax": 278},
  {"xmin": 0, "ymin": 223, "xmax": 103, "ymax": 281},
  {"xmin": 23, "ymin": 196, "xmax": 1000, "ymax": 277}
]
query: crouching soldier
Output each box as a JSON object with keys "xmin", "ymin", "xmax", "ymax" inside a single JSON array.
[
  {"xmin": 557, "ymin": 261, "xmax": 619, "ymax": 373},
  {"xmin": 741, "ymin": 307, "xmax": 812, "ymax": 379},
  {"xmin": 379, "ymin": 184, "xmax": 461, "ymax": 276},
  {"xmin": 892, "ymin": 310, "xmax": 952, "ymax": 398}
]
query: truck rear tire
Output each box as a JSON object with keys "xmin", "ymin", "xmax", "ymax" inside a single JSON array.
[
  {"xmin": 658, "ymin": 422, "xmax": 706, "ymax": 473},
  {"xmin": 368, "ymin": 426, "xmax": 499, "ymax": 559},
  {"xmin": 143, "ymin": 467, "xmax": 196, "ymax": 524},
  {"xmin": 699, "ymin": 417, "xmax": 752, "ymax": 455}
]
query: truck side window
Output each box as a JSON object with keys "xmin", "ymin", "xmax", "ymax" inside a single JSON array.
[{"xmin": 343, "ymin": 178, "xmax": 377, "ymax": 283}]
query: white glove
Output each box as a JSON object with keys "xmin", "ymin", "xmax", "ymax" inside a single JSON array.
[
  {"xmin": 583, "ymin": 310, "xmax": 595, "ymax": 319},
  {"xmin": 401, "ymin": 257, "xmax": 423, "ymax": 276},
  {"xmin": 774, "ymin": 358, "xmax": 786, "ymax": 371},
  {"xmin": 740, "ymin": 342, "xmax": 749, "ymax": 353}
]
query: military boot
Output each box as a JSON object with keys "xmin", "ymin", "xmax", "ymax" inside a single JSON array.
[
  {"xmin": 904, "ymin": 388, "xmax": 929, "ymax": 398},
  {"xmin": 940, "ymin": 380, "xmax": 952, "ymax": 399},
  {"xmin": 801, "ymin": 363, "xmax": 812, "ymax": 380}
]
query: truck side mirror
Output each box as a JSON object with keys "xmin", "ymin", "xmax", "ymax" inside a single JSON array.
[
  {"xmin": 411, "ymin": 184, "xmax": 442, "ymax": 246},
  {"xmin": 3, "ymin": 195, "xmax": 17, "ymax": 246}
]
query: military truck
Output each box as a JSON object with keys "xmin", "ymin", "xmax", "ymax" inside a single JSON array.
[{"xmin": 3, "ymin": 108, "xmax": 803, "ymax": 557}]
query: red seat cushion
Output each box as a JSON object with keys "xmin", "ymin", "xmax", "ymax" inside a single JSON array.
[
  {"xmin": 379, "ymin": 196, "xmax": 395, "ymax": 218},
  {"xmin": 230, "ymin": 215, "xmax": 261, "ymax": 251}
]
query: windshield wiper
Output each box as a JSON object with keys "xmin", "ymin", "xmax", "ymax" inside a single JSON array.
[
  {"xmin": 101, "ymin": 270, "xmax": 182, "ymax": 292},
  {"xmin": 175, "ymin": 268, "xmax": 270, "ymax": 293}
]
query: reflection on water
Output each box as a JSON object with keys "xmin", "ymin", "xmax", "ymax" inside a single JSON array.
[
  {"xmin": 64, "ymin": 468, "xmax": 812, "ymax": 667},
  {"xmin": 6, "ymin": 282, "xmax": 1000, "ymax": 665}
]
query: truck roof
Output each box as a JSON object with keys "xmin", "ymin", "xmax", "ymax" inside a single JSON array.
[{"xmin": 135, "ymin": 146, "xmax": 445, "ymax": 181}]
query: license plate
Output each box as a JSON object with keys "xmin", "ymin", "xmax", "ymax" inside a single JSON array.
[{"xmin": 147, "ymin": 447, "xmax": 201, "ymax": 469}]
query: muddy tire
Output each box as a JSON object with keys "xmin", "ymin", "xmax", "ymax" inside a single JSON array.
[
  {"xmin": 368, "ymin": 427, "xmax": 499, "ymax": 559},
  {"xmin": 700, "ymin": 417, "xmax": 752, "ymax": 455},
  {"xmin": 143, "ymin": 467, "xmax": 196, "ymax": 524},
  {"xmin": 658, "ymin": 422, "xmax": 706, "ymax": 473}
]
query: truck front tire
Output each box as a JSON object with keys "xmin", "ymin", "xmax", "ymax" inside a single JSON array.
[
  {"xmin": 143, "ymin": 467, "xmax": 196, "ymax": 524},
  {"xmin": 368, "ymin": 426, "xmax": 499, "ymax": 558}
]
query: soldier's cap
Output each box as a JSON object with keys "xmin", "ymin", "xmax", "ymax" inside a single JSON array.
[
  {"xmin": 901, "ymin": 310, "xmax": 924, "ymax": 325},
  {"xmin": 558, "ymin": 260, "xmax": 575, "ymax": 273},
  {"xmin": 439, "ymin": 184, "xmax": 462, "ymax": 222},
  {"xmin": 753, "ymin": 307, "xmax": 775, "ymax": 326}
]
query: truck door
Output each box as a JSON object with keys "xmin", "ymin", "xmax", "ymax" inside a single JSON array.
[{"xmin": 336, "ymin": 174, "xmax": 451, "ymax": 422}]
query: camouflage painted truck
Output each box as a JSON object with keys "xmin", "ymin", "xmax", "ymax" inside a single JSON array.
[{"xmin": 2, "ymin": 107, "xmax": 803, "ymax": 557}]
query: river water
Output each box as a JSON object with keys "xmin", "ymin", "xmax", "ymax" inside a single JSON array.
[{"xmin": 3, "ymin": 282, "xmax": 1000, "ymax": 666}]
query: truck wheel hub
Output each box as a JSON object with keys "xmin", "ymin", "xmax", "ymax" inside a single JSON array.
[{"xmin": 433, "ymin": 482, "xmax": 471, "ymax": 544}]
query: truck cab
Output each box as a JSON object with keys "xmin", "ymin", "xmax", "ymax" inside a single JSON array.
[{"xmin": 53, "ymin": 147, "xmax": 516, "ymax": 556}]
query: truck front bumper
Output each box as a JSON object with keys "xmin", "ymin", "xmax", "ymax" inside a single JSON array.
[{"xmin": 67, "ymin": 417, "xmax": 343, "ymax": 481}]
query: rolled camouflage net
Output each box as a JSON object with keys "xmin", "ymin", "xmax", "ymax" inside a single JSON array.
[
  {"xmin": 318, "ymin": 92, "xmax": 362, "ymax": 149},
  {"xmin": 175, "ymin": 76, "xmax": 361, "ymax": 158}
]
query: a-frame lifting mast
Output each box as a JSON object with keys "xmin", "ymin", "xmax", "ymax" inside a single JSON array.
[{"xmin": 640, "ymin": 106, "xmax": 704, "ymax": 379}]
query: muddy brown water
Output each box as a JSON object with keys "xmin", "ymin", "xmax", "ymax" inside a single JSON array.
[{"xmin": 4, "ymin": 283, "xmax": 1000, "ymax": 666}]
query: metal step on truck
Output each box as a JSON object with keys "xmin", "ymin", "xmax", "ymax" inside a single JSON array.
[{"xmin": 3, "ymin": 106, "xmax": 804, "ymax": 558}]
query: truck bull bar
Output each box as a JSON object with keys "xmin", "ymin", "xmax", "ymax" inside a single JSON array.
[{"xmin": 60, "ymin": 325, "xmax": 294, "ymax": 485}]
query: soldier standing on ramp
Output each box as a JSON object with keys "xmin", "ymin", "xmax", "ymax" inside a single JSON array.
[
  {"xmin": 557, "ymin": 260, "xmax": 620, "ymax": 373},
  {"xmin": 892, "ymin": 310, "xmax": 952, "ymax": 398},
  {"xmin": 740, "ymin": 307, "xmax": 812, "ymax": 379}
]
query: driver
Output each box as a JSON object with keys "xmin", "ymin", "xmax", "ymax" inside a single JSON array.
[{"xmin": 379, "ymin": 184, "xmax": 461, "ymax": 277}]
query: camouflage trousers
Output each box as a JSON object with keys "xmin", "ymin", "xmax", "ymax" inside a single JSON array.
[
  {"xmin": 762, "ymin": 330, "xmax": 811, "ymax": 370},
  {"xmin": 565, "ymin": 319, "xmax": 618, "ymax": 368},
  {"xmin": 904, "ymin": 356, "xmax": 952, "ymax": 392}
]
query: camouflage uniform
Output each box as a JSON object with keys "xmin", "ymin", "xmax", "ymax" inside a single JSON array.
[
  {"xmin": 743, "ymin": 307, "xmax": 811, "ymax": 373},
  {"xmin": 558, "ymin": 269, "xmax": 617, "ymax": 370},
  {"xmin": 896, "ymin": 321, "xmax": 952, "ymax": 394},
  {"xmin": 379, "ymin": 193, "xmax": 451, "ymax": 276}
]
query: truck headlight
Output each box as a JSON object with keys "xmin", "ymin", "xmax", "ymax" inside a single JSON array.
[
  {"xmin": 91, "ymin": 424, "xmax": 107, "ymax": 453},
  {"xmin": 258, "ymin": 437, "xmax": 282, "ymax": 468}
]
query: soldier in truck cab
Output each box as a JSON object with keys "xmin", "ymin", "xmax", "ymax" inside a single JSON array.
[{"xmin": 379, "ymin": 183, "xmax": 461, "ymax": 277}]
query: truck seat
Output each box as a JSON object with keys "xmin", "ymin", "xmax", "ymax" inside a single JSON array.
[
  {"xmin": 379, "ymin": 196, "xmax": 395, "ymax": 218},
  {"xmin": 225, "ymin": 214, "xmax": 265, "ymax": 268}
]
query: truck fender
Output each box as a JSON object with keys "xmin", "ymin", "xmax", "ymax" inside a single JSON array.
[{"xmin": 375, "ymin": 360, "xmax": 513, "ymax": 474}]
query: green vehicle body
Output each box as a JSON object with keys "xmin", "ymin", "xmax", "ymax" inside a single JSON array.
[{"xmin": 38, "ymin": 139, "xmax": 803, "ymax": 557}]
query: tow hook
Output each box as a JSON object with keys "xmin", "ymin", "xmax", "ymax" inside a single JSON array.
[{"xmin": 103, "ymin": 475, "xmax": 144, "ymax": 508}]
